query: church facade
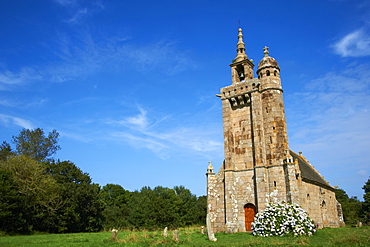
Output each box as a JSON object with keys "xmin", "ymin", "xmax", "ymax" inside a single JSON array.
[{"xmin": 206, "ymin": 28, "xmax": 344, "ymax": 233}]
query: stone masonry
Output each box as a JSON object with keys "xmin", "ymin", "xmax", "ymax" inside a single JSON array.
[{"xmin": 206, "ymin": 28, "xmax": 344, "ymax": 233}]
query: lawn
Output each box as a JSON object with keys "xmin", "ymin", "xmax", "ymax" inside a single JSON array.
[{"xmin": 0, "ymin": 227, "xmax": 369, "ymax": 246}]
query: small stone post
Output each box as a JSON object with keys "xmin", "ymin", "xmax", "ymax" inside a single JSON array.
[
  {"xmin": 206, "ymin": 214, "xmax": 217, "ymax": 242},
  {"xmin": 200, "ymin": 226, "xmax": 205, "ymax": 234},
  {"xmin": 173, "ymin": 230, "xmax": 179, "ymax": 242},
  {"xmin": 163, "ymin": 226, "xmax": 168, "ymax": 237},
  {"xmin": 111, "ymin": 229, "xmax": 118, "ymax": 241}
]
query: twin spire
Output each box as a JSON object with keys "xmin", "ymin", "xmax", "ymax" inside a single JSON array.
[{"xmin": 234, "ymin": 28, "xmax": 271, "ymax": 61}]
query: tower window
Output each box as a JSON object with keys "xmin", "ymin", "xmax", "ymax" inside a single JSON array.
[
  {"xmin": 266, "ymin": 70, "xmax": 270, "ymax": 76},
  {"xmin": 274, "ymin": 70, "xmax": 277, "ymax": 76},
  {"xmin": 236, "ymin": 65, "xmax": 245, "ymax": 81},
  {"xmin": 273, "ymin": 181, "xmax": 277, "ymax": 189}
]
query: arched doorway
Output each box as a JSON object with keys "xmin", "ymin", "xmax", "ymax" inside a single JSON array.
[{"xmin": 244, "ymin": 203, "xmax": 256, "ymax": 231}]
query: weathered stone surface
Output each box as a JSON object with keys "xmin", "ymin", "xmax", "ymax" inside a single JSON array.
[
  {"xmin": 173, "ymin": 230, "xmax": 179, "ymax": 242},
  {"xmin": 111, "ymin": 229, "xmax": 118, "ymax": 241},
  {"xmin": 206, "ymin": 28, "xmax": 343, "ymax": 233}
]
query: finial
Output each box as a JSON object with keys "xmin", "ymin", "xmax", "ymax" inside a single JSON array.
[
  {"xmin": 234, "ymin": 27, "xmax": 248, "ymax": 62},
  {"xmin": 263, "ymin": 46, "xmax": 269, "ymax": 57}
]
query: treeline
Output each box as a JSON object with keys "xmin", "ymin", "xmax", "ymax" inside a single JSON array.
[
  {"xmin": 335, "ymin": 181, "xmax": 370, "ymax": 226},
  {"xmin": 0, "ymin": 128, "xmax": 206, "ymax": 234}
]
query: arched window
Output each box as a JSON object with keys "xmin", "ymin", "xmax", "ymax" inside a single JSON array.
[
  {"xmin": 274, "ymin": 70, "xmax": 277, "ymax": 76},
  {"xmin": 266, "ymin": 70, "xmax": 270, "ymax": 76}
]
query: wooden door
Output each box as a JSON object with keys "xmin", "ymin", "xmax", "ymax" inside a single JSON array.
[{"xmin": 244, "ymin": 204, "xmax": 256, "ymax": 231}]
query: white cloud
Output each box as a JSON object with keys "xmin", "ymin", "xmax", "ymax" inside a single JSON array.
[
  {"xmin": 54, "ymin": 0, "xmax": 105, "ymax": 24},
  {"xmin": 0, "ymin": 67, "xmax": 42, "ymax": 91},
  {"xmin": 285, "ymin": 63, "xmax": 370, "ymax": 196},
  {"xmin": 332, "ymin": 28, "xmax": 370, "ymax": 57},
  {"xmin": 105, "ymin": 105, "xmax": 223, "ymax": 159},
  {"xmin": 124, "ymin": 107, "xmax": 149, "ymax": 130},
  {"xmin": 0, "ymin": 114, "xmax": 34, "ymax": 129},
  {"xmin": 0, "ymin": 32, "xmax": 194, "ymax": 91},
  {"xmin": 66, "ymin": 8, "xmax": 88, "ymax": 23}
]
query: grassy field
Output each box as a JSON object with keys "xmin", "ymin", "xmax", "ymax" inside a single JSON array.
[{"xmin": 0, "ymin": 226, "xmax": 369, "ymax": 246}]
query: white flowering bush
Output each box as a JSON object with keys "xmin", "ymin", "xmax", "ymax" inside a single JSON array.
[{"xmin": 251, "ymin": 202, "xmax": 316, "ymax": 237}]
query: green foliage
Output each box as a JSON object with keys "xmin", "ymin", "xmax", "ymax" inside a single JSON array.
[
  {"xmin": 0, "ymin": 129, "xmax": 102, "ymax": 234},
  {"xmin": 0, "ymin": 168, "xmax": 28, "ymax": 233},
  {"xmin": 100, "ymin": 184, "xmax": 131, "ymax": 230},
  {"xmin": 44, "ymin": 160, "xmax": 104, "ymax": 233},
  {"xmin": 361, "ymin": 177, "xmax": 370, "ymax": 224},
  {"xmin": 0, "ymin": 141, "xmax": 13, "ymax": 161},
  {"xmin": 125, "ymin": 186, "xmax": 206, "ymax": 230},
  {"xmin": 1, "ymin": 128, "xmax": 207, "ymax": 234},
  {"xmin": 335, "ymin": 188, "xmax": 362, "ymax": 225},
  {"xmin": 0, "ymin": 227, "xmax": 369, "ymax": 247},
  {"xmin": 12, "ymin": 128, "xmax": 60, "ymax": 162}
]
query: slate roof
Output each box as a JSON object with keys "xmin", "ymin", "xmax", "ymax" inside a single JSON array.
[{"xmin": 289, "ymin": 150, "xmax": 335, "ymax": 191}]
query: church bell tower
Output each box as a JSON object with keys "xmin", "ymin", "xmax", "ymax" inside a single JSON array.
[
  {"xmin": 207, "ymin": 28, "xmax": 294, "ymax": 233},
  {"xmin": 206, "ymin": 27, "xmax": 343, "ymax": 234}
]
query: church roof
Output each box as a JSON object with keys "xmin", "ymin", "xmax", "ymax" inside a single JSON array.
[{"xmin": 289, "ymin": 150, "xmax": 335, "ymax": 191}]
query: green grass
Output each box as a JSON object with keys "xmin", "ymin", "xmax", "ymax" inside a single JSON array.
[{"xmin": 0, "ymin": 227, "xmax": 369, "ymax": 246}]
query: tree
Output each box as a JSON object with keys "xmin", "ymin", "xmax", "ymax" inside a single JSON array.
[
  {"xmin": 12, "ymin": 128, "xmax": 60, "ymax": 162},
  {"xmin": 0, "ymin": 155, "xmax": 59, "ymax": 233},
  {"xmin": 0, "ymin": 141, "xmax": 13, "ymax": 161},
  {"xmin": 362, "ymin": 177, "xmax": 370, "ymax": 224},
  {"xmin": 335, "ymin": 188, "xmax": 362, "ymax": 225},
  {"xmin": 100, "ymin": 184, "xmax": 131, "ymax": 230},
  {"xmin": 44, "ymin": 160, "xmax": 103, "ymax": 233},
  {"xmin": 195, "ymin": 195, "xmax": 207, "ymax": 225},
  {"xmin": 0, "ymin": 167, "xmax": 28, "ymax": 233},
  {"xmin": 174, "ymin": 186, "xmax": 198, "ymax": 226}
]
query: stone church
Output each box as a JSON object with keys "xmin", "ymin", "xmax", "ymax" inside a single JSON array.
[{"xmin": 206, "ymin": 28, "xmax": 344, "ymax": 233}]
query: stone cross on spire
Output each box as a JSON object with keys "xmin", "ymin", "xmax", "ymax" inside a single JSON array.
[{"xmin": 263, "ymin": 46, "xmax": 269, "ymax": 57}]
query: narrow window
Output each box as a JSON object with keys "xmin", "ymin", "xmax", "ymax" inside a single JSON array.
[
  {"xmin": 273, "ymin": 181, "xmax": 277, "ymax": 189},
  {"xmin": 266, "ymin": 70, "xmax": 270, "ymax": 76},
  {"xmin": 270, "ymin": 136, "xmax": 272, "ymax": 143},
  {"xmin": 274, "ymin": 70, "xmax": 277, "ymax": 76}
]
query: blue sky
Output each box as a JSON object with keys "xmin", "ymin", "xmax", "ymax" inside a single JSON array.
[{"xmin": 0, "ymin": 0, "xmax": 369, "ymax": 198}]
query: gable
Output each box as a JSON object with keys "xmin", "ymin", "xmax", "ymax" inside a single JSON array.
[{"xmin": 289, "ymin": 150, "xmax": 335, "ymax": 191}]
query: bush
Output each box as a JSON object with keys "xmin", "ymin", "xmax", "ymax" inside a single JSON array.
[{"xmin": 252, "ymin": 202, "xmax": 316, "ymax": 237}]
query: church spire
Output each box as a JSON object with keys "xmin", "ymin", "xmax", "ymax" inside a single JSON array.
[
  {"xmin": 230, "ymin": 28, "xmax": 254, "ymax": 84},
  {"xmin": 234, "ymin": 28, "xmax": 248, "ymax": 62}
]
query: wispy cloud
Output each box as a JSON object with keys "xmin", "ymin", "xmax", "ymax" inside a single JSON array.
[
  {"xmin": 0, "ymin": 67, "xmax": 42, "ymax": 91},
  {"xmin": 0, "ymin": 32, "xmax": 194, "ymax": 92},
  {"xmin": 286, "ymin": 63, "xmax": 370, "ymax": 194},
  {"xmin": 332, "ymin": 28, "xmax": 370, "ymax": 57},
  {"xmin": 66, "ymin": 8, "xmax": 89, "ymax": 23},
  {"xmin": 105, "ymin": 105, "xmax": 223, "ymax": 159},
  {"xmin": 54, "ymin": 0, "xmax": 105, "ymax": 24},
  {"xmin": 0, "ymin": 114, "xmax": 34, "ymax": 129}
]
